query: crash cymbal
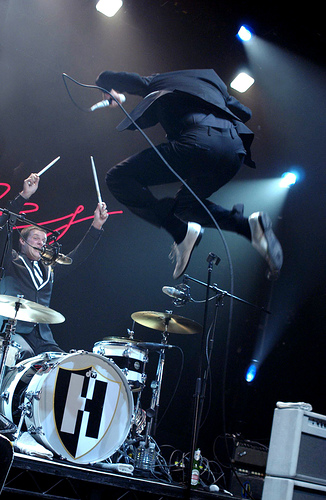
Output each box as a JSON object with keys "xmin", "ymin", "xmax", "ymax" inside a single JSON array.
[
  {"xmin": 0, "ymin": 295, "xmax": 65, "ymax": 324},
  {"xmin": 131, "ymin": 311, "xmax": 202, "ymax": 335}
]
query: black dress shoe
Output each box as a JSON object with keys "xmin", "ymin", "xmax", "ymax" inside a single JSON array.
[{"xmin": 249, "ymin": 212, "xmax": 283, "ymax": 274}]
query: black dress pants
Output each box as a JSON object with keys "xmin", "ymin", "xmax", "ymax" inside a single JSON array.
[{"xmin": 106, "ymin": 125, "xmax": 247, "ymax": 234}]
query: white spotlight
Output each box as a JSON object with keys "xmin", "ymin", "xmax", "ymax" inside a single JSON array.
[
  {"xmin": 96, "ymin": 0, "xmax": 123, "ymax": 17},
  {"xmin": 279, "ymin": 172, "xmax": 297, "ymax": 188},
  {"xmin": 237, "ymin": 25, "xmax": 253, "ymax": 42},
  {"xmin": 230, "ymin": 72, "xmax": 255, "ymax": 93}
]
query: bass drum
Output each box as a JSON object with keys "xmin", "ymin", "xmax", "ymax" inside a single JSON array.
[{"xmin": 2, "ymin": 351, "xmax": 133, "ymax": 464}]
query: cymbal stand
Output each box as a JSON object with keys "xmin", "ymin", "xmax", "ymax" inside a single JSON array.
[{"xmin": 144, "ymin": 324, "xmax": 169, "ymax": 444}]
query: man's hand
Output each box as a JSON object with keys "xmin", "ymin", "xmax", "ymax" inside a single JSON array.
[
  {"xmin": 20, "ymin": 173, "xmax": 40, "ymax": 199},
  {"xmin": 92, "ymin": 202, "xmax": 109, "ymax": 229},
  {"xmin": 103, "ymin": 89, "xmax": 125, "ymax": 108}
]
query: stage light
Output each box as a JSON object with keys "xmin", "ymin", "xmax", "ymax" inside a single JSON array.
[
  {"xmin": 279, "ymin": 171, "xmax": 298, "ymax": 188},
  {"xmin": 230, "ymin": 72, "xmax": 255, "ymax": 93},
  {"xmin": 96, "ymin": 0, "xmax": 123, "ymax": 17},
  {"xmin": 245, "ymin": 359, "xmax": 259, "ymax": 383},
  {"xmin": 237, "ymin": 25, "xmax": 253, "ymax": 42}
]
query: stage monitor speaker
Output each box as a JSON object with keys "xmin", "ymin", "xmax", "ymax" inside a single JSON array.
[
  {"xmin": 262, "ymin": 476, "xmax": 326, "ymax": 500},
  {"xmin": 266, "ymin": 408, "xmax": 326, "ymax": 486}
]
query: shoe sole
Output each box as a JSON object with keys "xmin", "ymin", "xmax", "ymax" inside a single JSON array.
[
  {"xmin": 258, "ymin": 213, "xmax": 283, "ymax": 271},
  {"xmin": 173, "ymin": 228, "xmax": 203, "ymax": 279}
]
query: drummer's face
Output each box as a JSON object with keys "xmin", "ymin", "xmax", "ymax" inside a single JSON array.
[{"xmin": 20, "ymin": 229, "xmax": 47, "ymax": 261}]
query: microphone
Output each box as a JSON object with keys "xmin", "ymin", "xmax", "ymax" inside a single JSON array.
[
  {"xmin": 40, "ymin": 245, "xmax": 72, "ymax": 266},
  {"xmin": 162, "ymin": 286, "xmax": 188, "ymax": 300},
  {"xmin": 90, "ymin": 94, "xmax": 126, "ymax": 111}
]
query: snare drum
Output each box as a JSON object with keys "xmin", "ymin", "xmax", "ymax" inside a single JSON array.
[
  {"xmin": 0, "ymin": 337, "xmax": 21, "ymax": 367},
  {"xmin": 93, "ymin": 338, "xmax": 148, "ymax": 391},
  {"xmin": 1, "ymin": 351, "xmax": 133, "ymax": 464}
]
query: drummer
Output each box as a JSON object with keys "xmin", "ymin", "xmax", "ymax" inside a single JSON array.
[{"xmin": 0, "ymin": 173, "xmax": 108, "ymax": 360}]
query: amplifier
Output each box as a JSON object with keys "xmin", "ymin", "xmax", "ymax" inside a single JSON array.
[
  {"xmin": 230, "ymin": 470, "xmax": 265, "ymax": 499},
  {"xmin": 266, "ymin": 408, "xmax": 326, "ymax": 485},
  {"xmin": 262, "ymin": 476, "xmax": 326, "ymax": 500},
  {"xmin": 232, "ymin": 440, "xmax": 268, "ymax": 472}
]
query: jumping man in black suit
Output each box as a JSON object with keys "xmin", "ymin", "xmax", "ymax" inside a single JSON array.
[{"xmin": 95, "ymin": 69, "xmax": 283, "ymax": 279}]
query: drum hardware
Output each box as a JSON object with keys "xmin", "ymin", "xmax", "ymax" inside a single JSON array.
[
  {"xmin": 15, "ymin": 401, "xmax": 33, "ymax": 440},
  {"xmin": 1, "ymin": 392, "xmax": 9, "ymax": 403},
  {"xmin": 1, "ymin": 352, "xmax": 134, "ymax": 464},
  {"xmin": 0, "ymin": 317, "xmax": 19, "ymax": 392},
  {"xmin": 26, "ymin": 425, "xmax": 44, "ymax": 436},
  {"xmin": 25, "ymin": 390, "xmax": 42, "ymax": 402},
  {"xmin": 128, "ymin": 310, "xmax": 202, "ymax": 475}
]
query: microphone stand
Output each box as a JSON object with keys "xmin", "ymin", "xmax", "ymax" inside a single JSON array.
[
  {"xmin": 0, "ymin": 208, "xmax": 59, "ymax": 239},
  {"xmin": 185, "ymin": 254, "xmax": 271, "ymax": 494}
]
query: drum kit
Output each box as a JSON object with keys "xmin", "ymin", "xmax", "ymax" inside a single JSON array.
[{"xmin": 0, "ymin": 294, "xmax": 202, "ymax": 469}]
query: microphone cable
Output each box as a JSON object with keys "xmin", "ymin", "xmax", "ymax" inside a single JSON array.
[{"xmin": 62, "ymin": 71, "xmax": 238, "ymax": 471}]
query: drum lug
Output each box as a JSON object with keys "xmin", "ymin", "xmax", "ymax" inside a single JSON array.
[
  {"xmin": 0, "ymin": 391, "xmax": 9, "ymax": 402},
  {"xmin": 27, "ymin": 425, "xmax": 44, "ymax": 436},
  {"xmin": 25, "ymin": 390, "xmax": 42, "ymax": 401},
  {"xmin": 19, "ymin": 401, "xmax": 33, "ymax": 418}
]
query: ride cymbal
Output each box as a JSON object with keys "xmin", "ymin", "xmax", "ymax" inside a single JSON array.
[{"xmin": 131, "ymin": 311, "xmax": 202, "ymax": 334}]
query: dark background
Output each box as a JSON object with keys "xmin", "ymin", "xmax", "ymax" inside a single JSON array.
[{"xmin": 1, "ymin": 0, "xmax": 325, "ymax": 462}]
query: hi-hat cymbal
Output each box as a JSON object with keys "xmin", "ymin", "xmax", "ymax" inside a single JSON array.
[
  {"xmin": 102, "ymin": 336, "xmax": 142, "ymax": 345},
  {"xmin": 131, "ymin": 311, "xmax": 202, "ymax": 335},
  {"xmin": 0, "ymin": 295, "xmax": 65, "ymax": 324}
]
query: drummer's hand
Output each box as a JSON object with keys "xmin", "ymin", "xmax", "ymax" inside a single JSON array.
[
  {"xmin": 20, "ymin": 173, "xmax": 40, "ymax": 199},
  {"xmin": 92, "ymin": 202, "xmax": 108, "ymax": 229}
]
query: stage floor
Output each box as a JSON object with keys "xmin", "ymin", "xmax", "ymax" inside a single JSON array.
[{"xmin": 2, "ymin": 452, "xmax": 243, "ymax": 500}]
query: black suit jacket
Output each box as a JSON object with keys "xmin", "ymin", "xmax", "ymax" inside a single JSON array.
[
  {"xmin": 96, "ymin": 69, "xmax": 255, "ymax": 167},
  {"xmin": 0, "ymin": 194, "xmax": 103, "ymax": 341}
]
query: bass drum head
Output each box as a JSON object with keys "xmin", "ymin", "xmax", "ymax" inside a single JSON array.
[{"xmin": 24, "ymin": 351, "xmax": 133, "ymax": 464}]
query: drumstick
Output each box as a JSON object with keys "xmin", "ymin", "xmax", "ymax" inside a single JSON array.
[
  {"xmin": 90, "ymin": 156, "xmax": 103, "ymax": 205},
  {"xmin": 37, "ymin": 156, "xmax": 61, "ymax": 176}
]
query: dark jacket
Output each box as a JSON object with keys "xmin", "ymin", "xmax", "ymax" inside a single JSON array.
[
  {"xmin": 96, "ymin": 69, "xmax": 255, "ymax": 167},
  {"xmin": 0, "ymin": 194, "xmax": 103, "ymax": 341}
]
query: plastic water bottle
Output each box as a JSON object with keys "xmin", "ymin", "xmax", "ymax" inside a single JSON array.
[
  {"xmin": 144, "ymin": 442, "xmax": 156, "ymax": 472},
  {"xmin": 135, "ymin": 441, "xmax": 146, "ymax": 468},
  {"xmin": 135, "ymin": 441, "xmax": 156, "ymax": 471}
]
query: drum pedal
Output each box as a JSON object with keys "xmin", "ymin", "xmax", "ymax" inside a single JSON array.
[{"xmin": 96, "ymin": 462, "xmax": 134, "ymax": 474}]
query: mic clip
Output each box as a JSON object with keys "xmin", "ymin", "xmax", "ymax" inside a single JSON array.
[
  {"xmin": 173, "ymin": 284, "xmax": 191, "ymax": 307},
  {"xmin": 40, "ymin": 242, "xmax": 61, "ymax": 266}
]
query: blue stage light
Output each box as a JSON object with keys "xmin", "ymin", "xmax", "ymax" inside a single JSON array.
[
  {"xmin": 279, "ymin": 171, "xmax": 298, "ymax": 188},
  {"xmin": 245, "ymin": 359, "xmax": 259, "ymax": 383},
  {"xmin": 237, "ymin": 25, "xmax": 253, "ymax": 42}
]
